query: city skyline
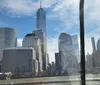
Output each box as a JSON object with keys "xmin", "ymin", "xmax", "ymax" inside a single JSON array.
[
  {"xmin": 0, "ymin": 0, "xmax": 100, "ymax": 63},
  {"xmin": 0, "ymin": 0, "xmax": 100, "ymax": 82}
]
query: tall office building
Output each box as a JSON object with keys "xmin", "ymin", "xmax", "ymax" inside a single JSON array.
[
  {"xmin": 47, "ymin": 53, "xmax": 49, "ymax": 65},
  {"xmin": 33, "ymin": 30, "xmax": 45, "ymax": 53},
  {"xmin": 91, "ymin": 37, "xmax": 96, "ymax": 52},
  {"xmin": 0, "ymin": 27, "xmax": 17, "ymax": 61},
  {"xmin": 92, "ymin": 50, "xmax": 100, "ymax": 68},
  {"xmin": 86, "ymin": 53, "xmax": 93, "ymax": 73},
  {"xmin": 59, "ymin": 33, "xmax": 78, "ymax": 71},
  {"xmin": 33, "ymin": 29, "xmax": 47, "ymax": 70},
  {"xmin": 55, "ymin": 53, "xmax": 61, "ymax": 72},
  {"xmin": 71, "ymin": 35, "xmax": 80, "ymax": 62},
  {"xmin": 36, "ymin": 2, "xmax": 47, "ymax": 70},
  {"xmin": 22, "ymin": 33, "xmax": 42, "ymax": 72},
  {"xmin": 36, "ymin": 2, "xmax": 46, "ymax": 35},
  {"xmin": 91, "ymin": 38, "xmax": 100, "ymax": 71},
  {"xmin": 51, "ymin": 62, "xmax": 56, "ymax": 74},
  {"xmin": 97, "ymin": 39, "xmax": 100, "ymax": 50}
]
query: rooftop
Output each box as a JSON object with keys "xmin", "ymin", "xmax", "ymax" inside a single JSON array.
[
  {"xmin": 4, "ymin": 47, "xmax": 34, "ymax": 50},
  {"xmin": 25, "ymin": 33, "xmax": 36, "ymax": 37}
]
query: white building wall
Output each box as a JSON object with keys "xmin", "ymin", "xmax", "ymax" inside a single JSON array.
[
  {"xmin": 32, "ymin": 60, "xmax": 38, "ymax": 74},
  {"xmin": 23, "ymin": 35, "xmax": 42, "ymax": 72},
  {"xmin": 1, "ymin": 47, "xmax": 37, "ymax": 74},
  {"xmin": 33, "ymin": 30, "xmax": 47, "ymax": 70},
  {"xmin": 71, "ymin": 35, "xmax": 80, "ymax": 62}
]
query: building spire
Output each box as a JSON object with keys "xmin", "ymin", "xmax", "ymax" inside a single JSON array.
[{"xmin": 40, "ymin": 0, "xmax": 42, "ymax": 8}]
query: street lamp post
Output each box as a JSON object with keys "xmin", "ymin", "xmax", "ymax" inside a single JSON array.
[{"xmin": 79, "ymin": 0, "xmax": 86, "ymax": 85}]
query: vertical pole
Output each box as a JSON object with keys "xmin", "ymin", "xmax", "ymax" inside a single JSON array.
[{"xmin": 79, "ymin": 0, "xmax": 86, "ymax": 85}]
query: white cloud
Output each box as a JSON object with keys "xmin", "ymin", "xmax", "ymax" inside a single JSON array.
[
  {"xmin": 0, "ymin": 0, "xmax": 100, "ymax": 24},
  {"xmin": 0, "ymin": 0, "xmax": 57, "ymax": 16},
  {"xmin": 48, "ymin": 0, "xmax": 100, "ymax": 35},
  {"xmin": 0, "ymin": 0, "xmax": 39, "ymax": 16},
  {"xmin": 52, "ymin": 0, "xmax": 78, "ymax": 12},
  {"xmin": 17, "ymin": 38, "xmax": 23, "ymax": 47},
  {"xmin": 41, "ymin": 0, "xmax": 57, "ymax": 8},
  {"xmin": 47, "ymin": 37, "xmax": 58, "ymax": 63},
  {"xmin": 51, "ymin": 0, "xmax": 100, "ymax": 23},
  {"xmin": 47, "ymin": 0, "xmax": 80, "ymax": 35},
  {"xmin": 85, "ymin": 0, "xmax": 100, "ymax": 22}
]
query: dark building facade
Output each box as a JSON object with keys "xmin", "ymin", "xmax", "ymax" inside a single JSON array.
[
  {"xmin": 91, "ymin": 37, "xmax": 96, "ymax": 52},
  {"xmin": 55, "ymin": 53, "xmax": 61, "ymax": 72},
  {"xmin": 97, "ymin": 39, "xmax": 100, "ymax": 50}
]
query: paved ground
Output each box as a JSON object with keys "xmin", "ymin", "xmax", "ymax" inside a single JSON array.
[{"xmin": 0, "ymin": 74, "xmax": 100, "ymax": 85}]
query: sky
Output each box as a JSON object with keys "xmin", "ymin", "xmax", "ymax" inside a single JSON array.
[{"xmin": 0, "ymin": 0, "xmax": 100, "ymax": 63}]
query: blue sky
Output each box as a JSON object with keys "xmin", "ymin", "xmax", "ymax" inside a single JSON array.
[{"xmin": 0, "ymin": 0, "xmax": 100, "ymax": 62}]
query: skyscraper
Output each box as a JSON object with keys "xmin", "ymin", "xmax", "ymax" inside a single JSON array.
[
  {"xmin": 59, "ymin": 33, "xmax": 78, "ymax": 71},
  {"xmin": 92, "ymin": 50, "xmax": 100, "ymax": 68},
  {"xmin": 36, "ymin": 1, "xmax": 47, "ymax": 70},
  {"xmin": 0, "ymin": 27, "xmax": 17, "ymax": 61},
  {"xmin": 91, "ymin": 37, "xmax": 96, "ymax": 52},
  {"xmin": 86, "ymin": 53, "xmax": 93, "ymax": 73},
  {"xmin": 36, "ymin": 1, "xmax": 46, "ymax": 35},
  {"xmin": 22, "ymin": 33, "xmax": 42, "ymax": 72},
  {"xmin": 55, "ymin": 53, "xmax": 61, "ymax": 72},
  {"xmin": 33, "ymin": 30, "xmax": 47, "ymax": 70},
  {"xmin": 97, "ymin": 39, "xmax": 100, "ymax": 50},
  {"xmin": 47, "ymin": 53, "xmax": 49, "ymax": 65},
  {"xmin": 71, "ymin": 35, "xmax": 80, "ymax": 62}
]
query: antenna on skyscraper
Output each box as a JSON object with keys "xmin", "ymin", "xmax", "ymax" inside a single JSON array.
[{"xmin": 40, "ymin": 0, "xmax": 42, "ymax": 8}]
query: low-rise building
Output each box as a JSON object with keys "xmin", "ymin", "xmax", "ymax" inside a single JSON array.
[{"xmin": 1, "ymin": 47, "xmax": 38, "ymax": 75}]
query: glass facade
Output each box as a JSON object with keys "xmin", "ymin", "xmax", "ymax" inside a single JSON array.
[
  {"xmin": 37, "ymin": 8, "xmax": 46, "ymax": 35},
  {"xmin": 0, "ymin": 28, "xmax": 17, "ymax": 61}
]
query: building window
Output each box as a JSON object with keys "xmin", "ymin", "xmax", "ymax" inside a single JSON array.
[
  {"xmin": 22, "ymin": 66, "xmax": 26, "ymax": 73},
  {"xmin": 15, "ymin": 67, "xmax": 20, "ymax": 74}
]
